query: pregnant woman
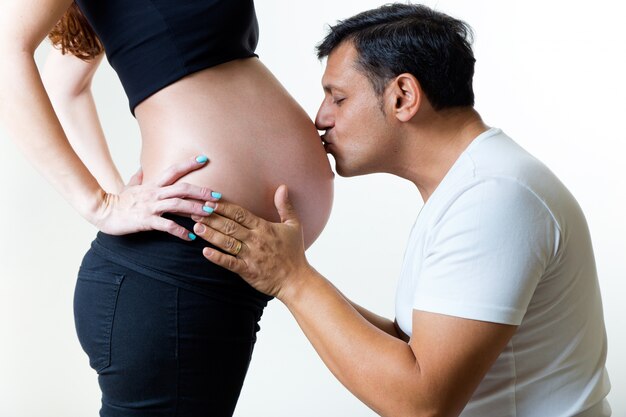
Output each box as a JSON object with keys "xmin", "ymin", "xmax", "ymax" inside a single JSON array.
[{"xmin": 0, "ymin": 0, "xmax": 333, "ymax": 415}]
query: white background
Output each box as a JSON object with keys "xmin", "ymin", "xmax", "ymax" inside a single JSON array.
[{"xmin": 0, "ymin": 1, "xmax": 624, "ymax": 416}]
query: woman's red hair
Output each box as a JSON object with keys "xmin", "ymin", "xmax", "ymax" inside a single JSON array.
[{"xmin": 48, "ymin": 2, "xmax": 103, "ymax": 60}]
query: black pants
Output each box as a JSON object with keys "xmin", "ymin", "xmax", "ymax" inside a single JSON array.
[{"xmin": 74, "ymin": 216, "xmax": 270, "ymax": 416}]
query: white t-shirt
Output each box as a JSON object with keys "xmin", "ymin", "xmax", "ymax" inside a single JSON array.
[{"xmin": 395, "ymin": 128, "xmax": 611, "ymax": 417}]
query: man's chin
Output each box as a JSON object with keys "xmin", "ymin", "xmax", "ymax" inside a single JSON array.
[
  {"xmin": 333, "ymin": 155, "xmax": 364, "ymax": 177},
  {"xmin": 335, "ymin": 164, "xmax": 358, "ymax": 178},
  {"xmin": 335, "ymin": 161, "xmax": 379, "ymax": 178}
]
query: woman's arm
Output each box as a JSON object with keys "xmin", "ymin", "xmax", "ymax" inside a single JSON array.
[
  {"xmin": 0, "ymin": 0, "xmax": 101, "ymax": 218},
  {"xmin": 41, "ymin": 47, "xmax": 124, "ymax": 194},
  {"xmin": 0, "ymin": 0, "xmax": 218, "ymax": 239}
]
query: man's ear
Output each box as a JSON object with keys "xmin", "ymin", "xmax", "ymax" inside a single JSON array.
[{"xmin": 387, "ymin": 73, "xmax": 422, "ymax": 122}]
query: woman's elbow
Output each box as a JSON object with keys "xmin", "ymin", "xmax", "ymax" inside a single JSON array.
[{"xmin": 41, "ymin": 69, "xmax": 90, "ymax": 101}]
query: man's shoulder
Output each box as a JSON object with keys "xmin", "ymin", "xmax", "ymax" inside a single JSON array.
[
  {"xmin": 463, "ymin": 129, "xmax": 573, "ymax": 217},
  {"xmin": 468, "ymin": 129, "xmax": 554, "ymax": 185}
]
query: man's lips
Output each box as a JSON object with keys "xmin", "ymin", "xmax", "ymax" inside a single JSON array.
[
  {"xmin": 322, "ymin": 138, "xmax": 333, "ymax": 153},
  {"xmin": 320, "ymin": 133, "xmax": 336, "ymax": 155}
]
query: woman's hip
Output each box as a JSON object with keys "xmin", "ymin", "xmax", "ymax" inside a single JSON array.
[{"xmin": 74, "ymin": 249, "xmax": 262, "ymax": 416}]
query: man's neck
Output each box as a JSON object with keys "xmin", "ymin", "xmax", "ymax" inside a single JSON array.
[{"xmin": 393, "ymin": 107, "xmax": 488, "ymax": 202}]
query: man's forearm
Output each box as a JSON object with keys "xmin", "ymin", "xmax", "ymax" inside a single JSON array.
[
  {"xmin": 345, "ymin": 298, "xmax": 404, "ymax": 339},
  {"xmin": 280, "ymin": 268, "xmax": 424, "ymax": 417}
]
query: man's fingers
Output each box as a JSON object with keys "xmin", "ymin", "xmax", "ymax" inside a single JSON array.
[
  {"xmin": 274, "ymin": 185, "xmax": 299, "ymax": 225},
  {"xmin": 155, "ymin": 155, "xmax": 209, "ymax": 187},
  {"xmin": 202, "ymin": 247, "xmax": 245, "ymax": 275},
  {"xmin": 193, "ymin": 217, "xmax": 250, "ymax": 248},
  {"xmin": 207, "ymin": 201, "xmax": 262, "ymax": 230}
]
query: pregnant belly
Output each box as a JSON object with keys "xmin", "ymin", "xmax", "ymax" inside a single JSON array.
[{"xmin": 134, "ymin": 58, "xmax": 334, "ymax": 247}]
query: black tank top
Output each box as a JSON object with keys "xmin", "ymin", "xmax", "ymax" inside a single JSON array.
[{"xmin": 74, "ymin": 0, "xmax": 259, "ymax": 116}]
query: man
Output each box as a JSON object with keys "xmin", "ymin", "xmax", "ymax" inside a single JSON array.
[{"xmin": 192, "ymin": 4, "xmax": 611, "ymax": 416}]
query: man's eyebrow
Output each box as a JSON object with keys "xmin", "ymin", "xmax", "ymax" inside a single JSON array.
[{"xmin": 323, "ymin": 84, "xmax": 342, "ymax": 93}]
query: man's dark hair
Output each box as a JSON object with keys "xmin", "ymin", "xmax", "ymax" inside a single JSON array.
[{"xmin": 317, "ymin": 3, "xmax": 476, "ymax": 110}]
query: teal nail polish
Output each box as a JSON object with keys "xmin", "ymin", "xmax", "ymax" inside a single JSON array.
[
  {"xmin": 195, "ymin": 155, "xmax": 209, "ymax": 164},
  {"xmin": 188, "ymin": 232, "xmax": 197, "ymax": 241},
  {"xmin": 203, "ymin": 205, "xmax": 214, "ymax": 214},
  {"xmin": 211, "ymin": 191, "xmax": 222, "ymax": 200}
]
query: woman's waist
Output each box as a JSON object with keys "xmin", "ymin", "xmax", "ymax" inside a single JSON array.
[
  {"xmin": 93, "ymin": 214, "xmax": 220, "ymax": 274},
  {"xmin": 88, "ymin": 214, "xmax": 272, "ymax": 308}
]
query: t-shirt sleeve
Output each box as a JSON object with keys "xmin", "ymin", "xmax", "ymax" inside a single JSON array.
[{"xmin": 413, "ymin": 178, "xmax": 560, "ymax": 325}]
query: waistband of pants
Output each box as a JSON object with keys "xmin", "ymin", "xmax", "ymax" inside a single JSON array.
[{"xmin": 89, "ymin": 214, "xmax": 272, "ymax": 311}]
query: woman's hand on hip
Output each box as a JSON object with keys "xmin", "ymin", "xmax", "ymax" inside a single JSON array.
[
  {"xmin": 192, "ymin": 185, "xmax": 311, "ymax": 300},
  {"xmin": 93, "ymin": 156, "xmax": 220, "ymax": 240}
]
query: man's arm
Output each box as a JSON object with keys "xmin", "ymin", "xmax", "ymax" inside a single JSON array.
[
  {"xmin": 192, "ymin": 187, "xmax": 516, "ymax": 417},
  {"xmin": 350, "ymin": 302, "xmax": 404, "ymax": 340},
  {"xmin": 41, "ymin": 47, "xmax": 124, "ymax": 194},
  {"xmin": 279, "ymin": 267, "xmax": 516, "ymax": 417},
  {"xmin": 335, "ymin": 287, "xmax": 404, "ymax": 339}
]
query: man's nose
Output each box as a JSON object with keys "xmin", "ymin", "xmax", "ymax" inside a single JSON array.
[{"xmin": 315, "ymin": 101, "xmax": 334, "ymax": 131}]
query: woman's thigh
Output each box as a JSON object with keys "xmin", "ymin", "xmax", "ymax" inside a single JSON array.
[{"xmin": 74, "ymin": 251, "xmax": 261, "ymax": 417}]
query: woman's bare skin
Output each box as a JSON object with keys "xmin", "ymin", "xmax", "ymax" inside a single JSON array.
[{"xmin": 135, "ymin": 57, "xmax": 334, "ymax": 247}]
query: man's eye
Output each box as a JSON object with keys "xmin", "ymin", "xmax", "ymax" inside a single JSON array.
[{"xmin": 333, "ymin": 97, "xmax": 345, "ymax": 105}]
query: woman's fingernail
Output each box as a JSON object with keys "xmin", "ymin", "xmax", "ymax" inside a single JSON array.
[
  {"xmin": 211, "ymin": 191, "xmax": 222, "ymax": 200},
  {"xmin": 195, "ymin": 155, "xmax": 209, "ymax": 164},
  {"xmin": 202, "ymin": 205, "xmax": 214, "ymax": 214},
  {"xmin": 194, "ymin": 223, "xmax": 206, "ymax": 234},
  {"xmin": 188, "ymin": 232, "xmax": 197, "ymax": 241}
]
